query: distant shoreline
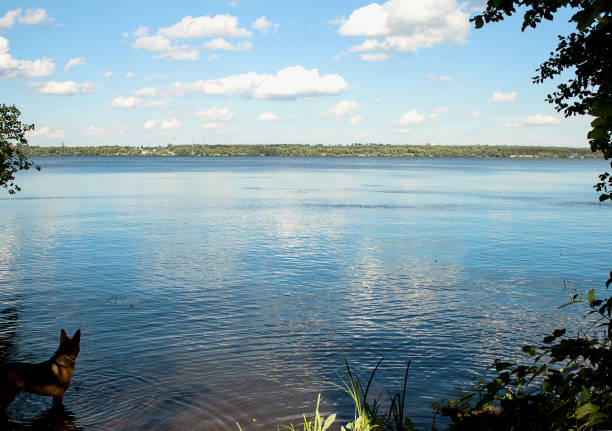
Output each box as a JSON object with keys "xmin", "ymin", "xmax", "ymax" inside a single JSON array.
[{"xmin": 25, "ymin": 144, "xmax": 600, "ymax": 159}]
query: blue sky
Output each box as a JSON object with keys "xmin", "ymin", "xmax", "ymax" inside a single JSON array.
[{"xmin": 0, "ymin": 0, "xmax": 592, "ymax": 147}]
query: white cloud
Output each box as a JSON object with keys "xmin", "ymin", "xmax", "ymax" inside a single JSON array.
[
  {"xmin": 469, "ymin": 111, "xmax": 481, "ymax": 118},
  {"xmin": 371, "ymin": 97, "xmax": 382, "ymax": 103},
  {"xmin": 125, "ymin": 72, "xmax": 137, "ymax": 79},
  {"xmin": 433, "ymin": 106, "xmax": 448, "ymax": 113},
  {"xmin": 133, "ymin": 87, "xmax": 159, "ymax": 97},
  {"xmin": 506, "ymin": 114, "xmax": 561, "ymax": 128},
  {"xmin": 0, "ymin": 9, "xmax": 21, "ymax": 28},
  {"xmin": 393, "ymin": 128, "xmax": 412, "ymax": 134},
  {"xmin": 19, "ymin": 8, "xmax": 50, "ymax": 25},
  {"xmin": 252, "ymin": 16, "xmax": 279, "ymax": 35},
  {"xmin": 30, "ymin": 80, "xmax": 96, "ymax": 95},
  {"xmin": 171, "ymin": 65, "xmax": 348, "ymax": 100},
  {"xmin": 324, "ymin": 100, "xmax": 360, "ymax": 117},
  {"xmin": 161, "ymin": 118, "xmax": 181, "ymax": 129},
  {"xmin": 0, "ymin": 36, "xmax": 54, "ymax": 79},
  {"xmin": 144, "ymin": 119, "xmax": 160, "ymax": 130},
  {"xmin": 490, "ymin": 91, "xmax": 517, "ymax": 102},
  {"xmin": 195, "ymin": 105, "xmax": 236, "ymax": 121},
  {"xmin": 339, "ymin": 0, "xmax": 469, "ymax": 52},
  {"xmin": 0, "ymin": 8, "xmax": 51, "ymax": 28},
  {"xmin": 333, "ymin": 51, "xmax": 348, "ymax": 61},
  {"xmin": 201, "ymin": 38, "xmax": 252, "ymax": 51},
  {"xmin": 64, "ymin": 57, "xmax": 86, "ymax": 71},
  {"xmin": 110, "ymin": 96, "xmax": 142, "ymax": 108},
  {"xmin": 350, "ymin": 114, "xmax": 364, "ymax": 125},
  {"xmin": 524, "ymin": 114, "xmax": 560, "ymax": 126},
  {"xmin": 111, "ymin": 96, "xmax": 169, "ymax": 108},
  {"xmin": 144, "ymin": 118, "xmax": 181, "ymax": 130},
  {"xmin": 27, "ymin": 125, "xmax": 65, "ymax": 139},
  {"xmin": 396, "ymin": 109, "xmax": 426, "ymax": 125},
  {"xmin": 133, "ymin": 35, "xmax": 172, "ymax": 52},
  {"xmin": 208, "ymin": 54, "xmax": 219, "ymax": 60},
  {"xmin": 134, "ymin": 26, "xmax": 149, "ymax": 37},
  {"xmin": 258, "ymin": 111, "xmax": 281, "ymax": 121},
  {"xmin": 154, "ymin": 44, "xmax": 199, "ymax": 60},
  {"xmin": 360, "ymin": 53, "xmax": 390, "ymax": 62},
  {"xmin": 158, "ymin": 14, "xmax": 252, "ymax": 39},
  {"xmin": 85, "ymin": 125, "xmax": 107, "ymax": 136},
  {"xmin": 101, "ymin": 71, "xmax": 113, "ymax": 78}
]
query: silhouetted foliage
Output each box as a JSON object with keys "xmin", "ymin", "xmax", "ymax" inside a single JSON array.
[
  {"xmin": 473, "ymin": 0, "xmax": 612, "ymax": 200},
  {"xmin": 434, "ymin": 282, "xmax": 612, "ymax": 431},
  {"xmin": 0, "ymin": 104, "xmax": 39, "ymax": 194}
]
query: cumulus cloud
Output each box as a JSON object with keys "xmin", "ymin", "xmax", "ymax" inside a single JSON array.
[
  {"xmin": 490, "ymin": 91, "xmax": 517, "ymax": 102},
  {"xmin": 133, "ymin": 87, "xmax": 159, "ymax": 97},
  {"xmin": 258, "ymin": 111, "xmax": 281, "ymax": 121},
  {"xmin": 324, "ymin": 100, "xmax": 360, "ymax": 117},
  {"xmin": 0, "ymin": 8, "xmax": 52, "ymax": 28},
  {"xmin": 524, "ymin": 114, "xmax": 560, "ymax": 126},
  {"xmin": 252, "ymin": 16, "xmax": 279, "ymax": 34},
  {"xmin": 155, "ymin": 44, "xmax": 199, "ymax": 60},
  {"xmin": 0, "ymin": 9, "xmax": 21, "ymax": 28},
  {"xmin": 85, "ymin": 125, "xmax": 107, "ymax": 136},
  {"xmin": 125, "ymin": 72, "xmax": 137, "ymax": 79},
  {"xmin": 110, "ymin": 96, "xmax": 169, "ymax": 108},
  {"xmin": 339, "ymin": 0, "xmax": 469, "ymax": 52},
  {"xmin": 144, "ymin": 118, "xmax": 181, "ymax": 130},
  {"xmin": 350, "ymin": 114, "xmax": 364, "ymax": 125},
  {"xmin": 469, "ymin": 111, "xmax": 481, "ymax": 118},
  {"xmin": 201, "ymin": 38, "xmax": 252, "ymax": 51},
  {"xmin": 132, "ymin": 35, "xmax": 172, "ymax": 52},
  {"xmin": 133, "ymin": 26, "xmax": 149, "ymax": 37},
  {"xmin": 101, "ymin": 71, "xmax": 113, "ymax": 78},
  {"xmin": 0, "ymin": 36, "xmax": 54, "ymax": 79},
  {"xmin": 131, "ymin": 14, "xmax": 252, "ymax": 61},
  {"xmin": 360, "ymin": 53, "xmax": 390, "ymax": 62},
  {"xmin": 505, "ymin": 114, "xmax": 561, "ymax": 128},
  {"xmin": 159, "ymin": 14, "xmax": 252, "ymax": 39},
  {"xmin": 19, "ymin": 8, "xmax": 50, "ymax": 25},
  {"xmin": 396, "ymin": 109, "xmax": 426, "ymax": 125},
  {"xmin": 64, "ymin": 57, "xmax": 86, "ymax": 71},
  {"xmin": 27, "ymin": 125, "xmax": 65, "ymax": 139},
  {"xmin": 132, "ymin": 35, "xmax": 198, "ymax": 61},
  {"xmin": 171, "ymin": 65, "xmax": 348, "ymax": 100},
  {"xmin": 30, "ymin": 80, "xmax": 96, "ymax": 95},
  {"xmin": 195, "ymin": 105, "xmax": 236, "ymax": 121}
]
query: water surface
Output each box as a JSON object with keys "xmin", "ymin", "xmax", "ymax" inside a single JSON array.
[{"xmin": 0, "ymin": 157, "xmax": 609, "ymax": 430}]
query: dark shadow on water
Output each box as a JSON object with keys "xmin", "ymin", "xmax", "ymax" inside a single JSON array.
[
  {"xmin": 1, "ymin": 406, "xmax": 83, "ymax": 431},
  {"xmin": 0, "ymin": 301, "xmax": 22, "ymax": 363}
]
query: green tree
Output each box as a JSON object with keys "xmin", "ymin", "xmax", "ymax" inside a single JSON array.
[
  {"xmin": 0, "ymin": 104, "xmax": 39, "ymax": 194},
  {"xmin": 474, "ymin": 0, "xmax": 611, "ymax": 200}
]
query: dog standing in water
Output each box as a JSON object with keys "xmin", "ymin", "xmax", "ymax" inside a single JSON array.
[{"xmin": 0, "ymin": 329, "xmax": 81, "ymax": 410}]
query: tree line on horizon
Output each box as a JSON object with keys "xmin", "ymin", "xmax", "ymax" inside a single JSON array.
[{"xmin": 23, "ymin": 144, "xmax": 600, "ymax": 159}]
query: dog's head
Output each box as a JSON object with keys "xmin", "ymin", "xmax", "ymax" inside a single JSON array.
[{"xmin": 58, "ymin": 329, "xmax": 81, "ymax": 359}]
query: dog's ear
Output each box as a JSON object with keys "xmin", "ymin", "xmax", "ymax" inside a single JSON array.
[
  {"xmin": 60, "ymin": 329, "xmax": 68, "ymax": 344},
  {"xmin": 73, "ymin": 329, "xmax": 81, "ymax": 344}
]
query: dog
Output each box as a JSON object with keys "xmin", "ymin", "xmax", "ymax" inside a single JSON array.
[{"xmin": 0, "ymin": 329, "xmax": 81, "ymax": 410}]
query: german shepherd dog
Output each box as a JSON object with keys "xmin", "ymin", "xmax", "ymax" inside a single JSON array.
[{"xmin": 0, "ymin": 329, "xmax": 81, "ymax": 410}]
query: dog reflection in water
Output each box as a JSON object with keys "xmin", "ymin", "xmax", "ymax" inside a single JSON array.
[{"xmin": 0, "ymin": 329, "xmax": 81, "ymax": 410}]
